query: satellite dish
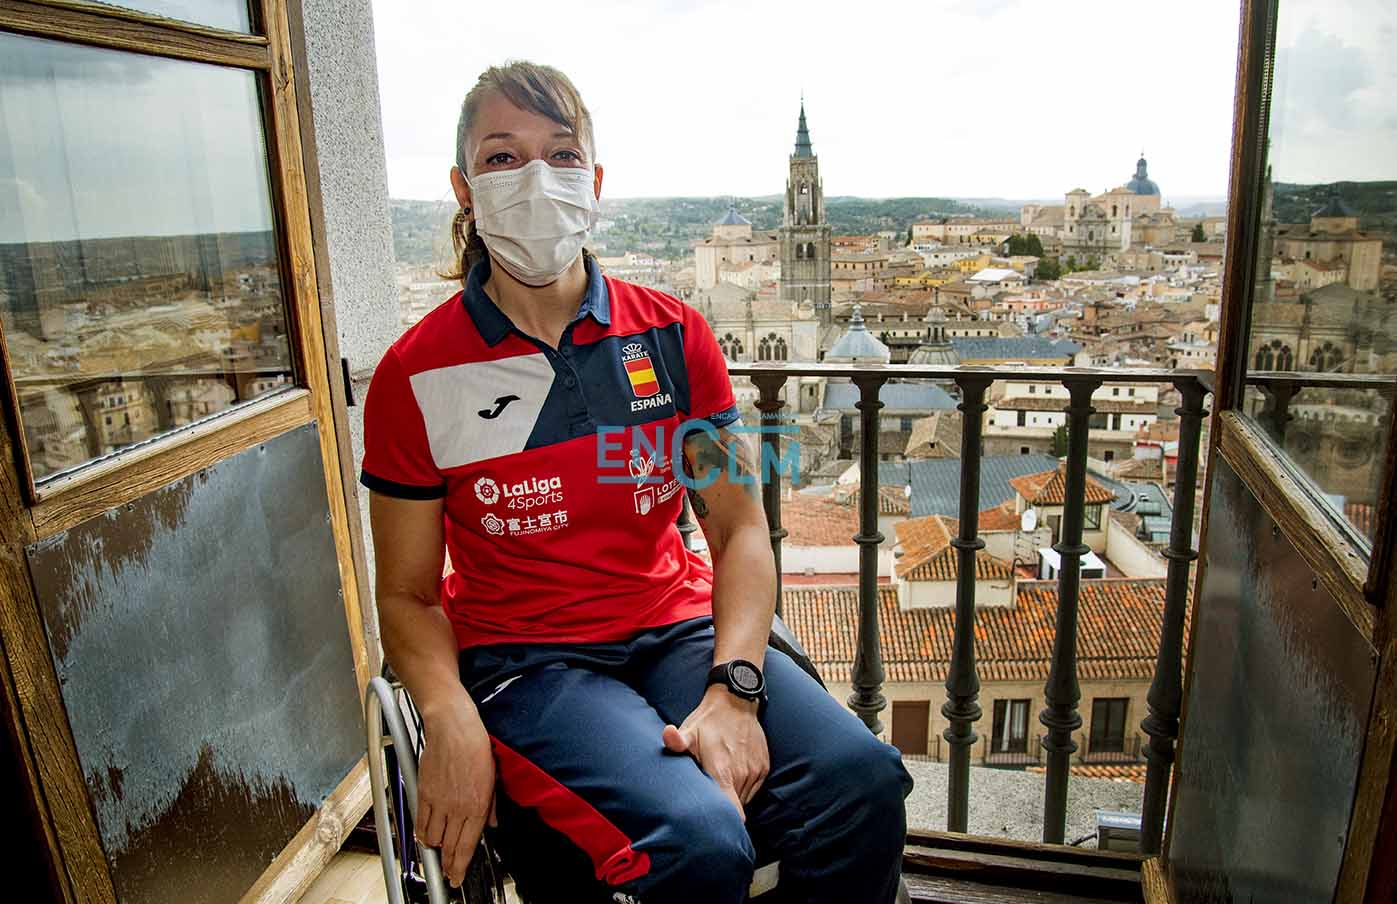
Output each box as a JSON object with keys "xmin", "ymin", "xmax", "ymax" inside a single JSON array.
[{"xmin": 1021, "ymin": 508, "xmax": 1039, "ymax": 532}]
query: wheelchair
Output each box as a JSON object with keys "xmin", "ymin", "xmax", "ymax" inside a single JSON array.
[{"xmin": 363, "ymin": 616, "xmax": 910, "ymax": 903}]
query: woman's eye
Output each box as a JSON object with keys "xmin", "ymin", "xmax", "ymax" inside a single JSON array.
[
  {"xmin": 553, "ymin": 150, "xmax": 582, "ymax": 162},
  {"xmin": 485, "ymin": 152, "xmax": 514, "ymax": 165}
]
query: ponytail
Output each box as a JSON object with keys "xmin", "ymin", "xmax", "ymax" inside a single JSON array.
[{"xmin": 442, "ymin": 207, "xmax": 488, "ymax": 284}]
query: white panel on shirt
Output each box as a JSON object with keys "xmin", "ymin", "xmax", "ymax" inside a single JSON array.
[{"xmin": 409, "ymin": 353, "xmax": 556, "ymax": 470}]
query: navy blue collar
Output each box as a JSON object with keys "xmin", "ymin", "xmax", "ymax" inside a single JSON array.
[{"xmin": 462, "ymin": 253, "xmax": 611, "ymax": 347}]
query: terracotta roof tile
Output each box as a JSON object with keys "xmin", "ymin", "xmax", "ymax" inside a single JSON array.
[
  {"xmin": 977, "ymin": 501, "xmax": 1022, "ymax": 532},
  {"xmin": 905, "ymin": 412, "xmax": 963, "ymax": 459},
  {"xmin": 782, "ymin": 579, "xmax": 1176, "ymax": 685},
  {"xmin": 844, "ymin": 485, "xmax": 912, "ymax": 515},
  {"xmin": 1009, "ymin": 466, "xmax": 1116, "ymax": 506},
  {"xmin": 1026, "ymin": 764, "xmax": 1147, "ymax": 784},
  {"xmin": 894, "ymin": 513, "xmax": 953, "ymax": 554},
  {"xmin": 900, "ymin": 545, "xmax": 1014, "ymax": 582},
  {"xmin": 892, "ymin": 514, "xmax": 1013, "ymax": 581},
  {"xmin": 1114, "ymin": 457, "xmax": 1164, "ymax": 481},
  {"xmin": 781, "ymin": 494, "xmax": 858, "ymax": 547}
]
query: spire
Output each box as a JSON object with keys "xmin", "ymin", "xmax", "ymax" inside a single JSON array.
[{"xmin": 794, "ymin": 100, "xmax": 813, "ymax": 158}]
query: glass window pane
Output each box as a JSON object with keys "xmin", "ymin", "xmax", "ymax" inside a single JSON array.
[
  {"xmin": 1239, "ymin": 0, "xmax": 1397, "ymax": 550},
  {"xmin": 89, "ymin": 0, "xmax": 252, "ymax": 33},
  {"xmin": 0, "ymin": 34, "xmax": 293, "ymax": 482}
]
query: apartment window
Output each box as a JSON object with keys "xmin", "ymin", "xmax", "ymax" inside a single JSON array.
[
  {"xmin": 1020, "ymin": 446, "xmax": 1031, "ymax": 455},
  {"xmin": 1090, "ymin": 698, "xmax": 1129, "ymax": 754},
  {"xmin": 1112, "ymin": 387, "xmax": 1120, "ymax": 396},
  {"xmin": 1085, "ymin": 505, "xmax": 1102, "ymax": 529},
  {"xmin": 991, "ymin": 699, "xmax": 1031, "ymax": 753},
  {"xmin": 1017, "ymin": 410, "xmax": 1027, "ymax": 427},
  {"xmin": 1104, "ymin": 450, "xmax": 1115, "ymax": 463},
  {"xmin": 1028, "ymin": 384, "xmax": 1036, "ymax": 394},
  {"xmin": 0, "ymin": 32, "xmax": 295, "ymax": 485}
]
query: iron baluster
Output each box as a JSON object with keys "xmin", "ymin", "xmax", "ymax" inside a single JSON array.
[
  {"xmin": 1140, "ymin": 378, "xmax": 1207, "ymax": 853},
  {"xmin": 943, "ymin": 375, "xmax": 991, "ymax": 832},
  {"xmin": 849, "ymin": 374, "xmax": 888, "ymax": 735},
  {"xmin": 1040, "ymin": 378, "xmax": 1101, "ymax": 844},
  {"xmin": 754, "ymin": 375, "xmax": 790, "ymax": 616}
]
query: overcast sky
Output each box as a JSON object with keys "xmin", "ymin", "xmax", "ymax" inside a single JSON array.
[
  {"xmin": 1269, "ymin": 0, "xmax": 1397, "ymax": 186},
  {"xmin": 371, "ymin": 0, "xmax": 1248, "ymax": 202}
]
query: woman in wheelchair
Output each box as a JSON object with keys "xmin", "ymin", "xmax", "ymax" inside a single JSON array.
[{"xmin": 360, "ymin": 60, "xmax": 913, "ymax": 903}]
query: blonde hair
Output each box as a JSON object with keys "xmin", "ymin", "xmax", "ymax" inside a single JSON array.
[{"xmin": 446, "ymin": 61, "xmax": 596, "ymax": 282}]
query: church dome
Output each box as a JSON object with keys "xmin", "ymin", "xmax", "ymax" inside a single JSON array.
[
  {"xmin": 716, "ymin": 204, "xmax": 751, "ymax": 226},
  {"xmin": 826, "ymin": 305, "xmax": 891, "ymax": 364},
  {"xmin": 908, "ymin": 305, "xmax": 959, "ymax": 366},
  {"xmin": 1127, "ymin": 155, "xmax": 1160, "ymax": 196}
]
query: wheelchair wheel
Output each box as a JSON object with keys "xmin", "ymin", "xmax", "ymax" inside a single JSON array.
[{"xmin": 368, "ymin": 675, "xmax": 506, "ymax": 904}]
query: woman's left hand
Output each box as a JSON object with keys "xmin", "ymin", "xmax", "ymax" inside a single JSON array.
[{"xmin": 662, "ymin": 685, "xmax": 769, "ymax": 821}]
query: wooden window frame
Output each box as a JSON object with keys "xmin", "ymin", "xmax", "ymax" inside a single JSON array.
[
  {"xmin": 0, "ymin": 3, "xmax": 371, "ymax": 902},
  {"xmin": 0, "ymin": 1, "xmax": 316, "ymax": 530},
  {"xmin": 1179, "ymin": 0, "xmax": 1397, "ymax": 896},
  {"xmin": 1206, "ymin": 0, "xmax": 1396, "ymax": 622}
]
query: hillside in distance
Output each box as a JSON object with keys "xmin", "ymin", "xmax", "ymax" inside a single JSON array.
[
  {"xmin": 1273, "ymin": 181, "xmax": 1397, "ymax": 235},
  {"xmin": 389, "ymin": 195, "xmax": 1008, "ymax": 268}
]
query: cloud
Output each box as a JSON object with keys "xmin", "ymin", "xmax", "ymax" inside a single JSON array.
[
  {"xmin": 1266, "ymin": 11, "xmax": 1397, "ymax": 184},
  {"xmin": 372, "ymin": 0, "xmax": 1240, "ymax": 200},
  {"xmin": 1274, "ymin": 26, "xmax": 1373, "ymax": 132}
]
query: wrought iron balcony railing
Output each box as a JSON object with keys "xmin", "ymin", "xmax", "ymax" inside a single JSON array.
[
  {"xmin": 1079, "ymin": 733, "xmax": 1145, "ymax": 765},
  {"xmin": 981, "ymin": 734, "xmax": 1045, "ymax": 768},
  {"xmin": 708, "ymin": 362, "xmax": 1211, "ymax": 856}
]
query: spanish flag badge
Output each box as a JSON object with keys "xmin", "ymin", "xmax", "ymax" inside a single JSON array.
[{"xmin": 621, "ymin": 342, "xmax": 659, "ymax": 397}]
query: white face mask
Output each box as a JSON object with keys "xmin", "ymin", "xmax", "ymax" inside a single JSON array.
[{"xmin": 467, "ymin": 159, "xmax": 600, "ymax": 286}]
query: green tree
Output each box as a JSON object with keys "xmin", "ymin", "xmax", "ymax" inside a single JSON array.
[
  {"xmin": 1025, "ymin": 234, "xmax": 1044, "ymax": 256},
  {"xmin": 1036, "ymin": 256, "xmax": 1062, "ymax": 281},
  {"xmin": 906, "ymin": 225, "xmax": 914, "ymax": 246},
  {"xmin": 1050, "ymin": 423, "xmax": 1070, "ymax": 458},
  {"xmin": 1191, "ymin": 222, "xmax": 1207, "ymax": 242}
]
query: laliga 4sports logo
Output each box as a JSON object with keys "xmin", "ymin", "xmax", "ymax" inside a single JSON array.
[
  {"xmin": 474, "ymin": 474, "xmax": 565, "ymax": 511},
  {"xmin": 621, "ymin": 342, "xmax": 673, "ymax": 413},
  {"xmin": 473, "ymin": 477, "xmax": 501, "ymax": 505}
]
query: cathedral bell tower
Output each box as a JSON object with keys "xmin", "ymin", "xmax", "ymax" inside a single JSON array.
[{"xmin": 779, "ymin": 101, "xmax": 832, "ymax": 326}]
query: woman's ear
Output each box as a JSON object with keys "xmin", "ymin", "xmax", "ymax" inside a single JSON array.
[
  {"xmin": 450, "ymin": 166, "xmax": 473, "ymax": 214},
  {"xmin": 592, "ymin": 163, "xmax": 604, "ymax": 201}
]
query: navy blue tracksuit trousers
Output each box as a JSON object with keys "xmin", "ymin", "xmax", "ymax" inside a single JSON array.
[{"xmin": 458, "ymin": 615, "xmax": 914, "ymax": 904}]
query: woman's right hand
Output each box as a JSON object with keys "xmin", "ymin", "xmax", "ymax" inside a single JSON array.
[{"xmin": 415, "ymin": 700, "xmax": 497, "ymax": 889}]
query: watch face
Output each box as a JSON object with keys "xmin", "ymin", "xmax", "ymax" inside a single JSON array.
[{"xmin": 731, "ymin": 663, "xmax": 760, "ymax": 693}]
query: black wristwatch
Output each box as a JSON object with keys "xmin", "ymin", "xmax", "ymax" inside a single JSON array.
[{"xmin": 707, "ymin": 659, "xmax": 767, "ymax": 715}]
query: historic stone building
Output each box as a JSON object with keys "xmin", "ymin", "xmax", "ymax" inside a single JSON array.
[
  {"xmin": 1273, "ymin": 195, "xmax": 1383, "ymax": 292},
  {"xmin": 692, "ymin": 205, "xmax": 779, "ymax": 290},
  {"xmin": 1053, "ymin": 155, "xmax": 1169, "ymax": 260},
  {"xmin": 779, "ymin": 102, "xmax": 832, "ymax": 329}
]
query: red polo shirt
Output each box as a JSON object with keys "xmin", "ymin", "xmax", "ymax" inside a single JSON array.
[{"xmin": 360, "ymin": 256, "xmax": 739, "ymax": 649}]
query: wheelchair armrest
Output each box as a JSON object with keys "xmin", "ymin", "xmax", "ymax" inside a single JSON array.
[{"xmin": 769, "ymin": 613, "xmax": 826, "ymax": 690}]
